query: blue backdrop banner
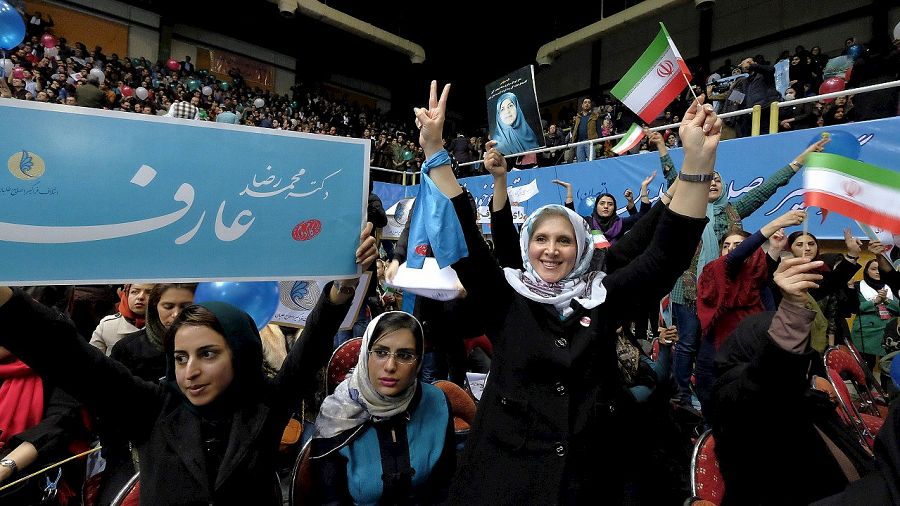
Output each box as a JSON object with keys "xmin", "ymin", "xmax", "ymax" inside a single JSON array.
[
  {"xmin": 0, "ymin": 100, "xmax": 368, "ymax": 284},
  {"xmin": 375, "ymin": 116, "xmax": 900, "ymax": 241}
]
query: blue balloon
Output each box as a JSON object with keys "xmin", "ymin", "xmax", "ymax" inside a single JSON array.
[
  {"xmin": 193, "ymin": 281, "xmax": 279, "ymax": 331},
  {"xmin": 810, "ymin": 130, "xmax": 861, "ymax": 160},
  {"xmin": 0, "ymin": 1, "xmax": 25, "ymax": 51},
  {"xmin": 891, "ymin": 355, "xmax": 900, "ymax": 388},
  {"xmin": 846, "ymin": 44, "xmax": 864, "ymax": 60}
]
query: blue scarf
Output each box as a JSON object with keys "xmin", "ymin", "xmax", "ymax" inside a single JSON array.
[
  {"xmin": 406, "ymin": 150, "xmax": 468, "ymax": 269},
  {"xmin": 698, "ymin": 190, "xmax": 730, "ymax": 278}
]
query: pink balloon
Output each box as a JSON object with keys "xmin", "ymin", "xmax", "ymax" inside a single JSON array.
[
  {"xmin": 40, "ymin": 34, "xmax": 57, "ymax": 49},
  {"xmin": 818, "ymin": 77, "xmax": 846, "ymax": 103},
  {"xmin": 11, "ymin": 66, "xmax": 24, "ymax": 79},
  {"xmin": 166, "ymin": 58, "xmax": 180, "ymax": 71},
  {"xmin": 121, "ymin": 86, "xmax": 134, "ymax": 97}
]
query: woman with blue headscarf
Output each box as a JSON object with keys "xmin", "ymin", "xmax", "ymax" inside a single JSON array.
[
  {"xmin": 492, "ymin": 92, "xmax": 540, "ymax": 155},
  {"xmin": 669, "ymin": 138, "xmax": 829, "ymax": 408}
]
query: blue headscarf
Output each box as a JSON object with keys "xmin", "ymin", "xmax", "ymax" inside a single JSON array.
[{"xmin": 493, "ymin": 92, "xmax": 540, "ymax": 156}]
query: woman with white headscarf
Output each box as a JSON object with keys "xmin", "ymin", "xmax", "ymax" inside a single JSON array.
[
  {"xmin": 309, "ymin": 311, "xmax": 455, "ymax": 504},
  {"xmin": 412, "ymin": 80, "xmax": 719, "ymax": 503}
]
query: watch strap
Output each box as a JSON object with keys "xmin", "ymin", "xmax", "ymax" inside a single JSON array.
[{"xmin": 678, "ymin": 172, "xmax": 715, "ymax": 182}]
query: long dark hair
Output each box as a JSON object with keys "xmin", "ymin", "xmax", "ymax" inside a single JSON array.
[{"xmin": 787, "ymin": 231, "xmax": 819, "ymax": 259}]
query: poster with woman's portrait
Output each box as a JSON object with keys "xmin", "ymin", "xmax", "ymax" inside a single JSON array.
[{"xmin": 485, "ymin": 65, "xmax": 546, "ymax": 156}]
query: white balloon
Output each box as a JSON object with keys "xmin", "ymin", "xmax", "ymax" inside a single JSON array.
[
  {"xmin": 254, "ymin": 98, "xmax": 265, "ymax": 108},
  {"xmin": 202, "ymin": 85, "xmax": 213, "ymax": 96},
  {"xmin": 894, "ymin": 21, "xmax": 900, "ymax": 42},
  {"xmin": 135, "ymin": 86, "xmax": 149, "ymax": 100},
  {"xmin": 0, "ymin": 58, "xmax": 12, "ymax": 77},
  {"xmin": 44, "ymin": 47, "xmax": 59, "ymax": 59},
  {"xmin": 89, "ymin": 68, "xmax": 105, "ymax": 84}
]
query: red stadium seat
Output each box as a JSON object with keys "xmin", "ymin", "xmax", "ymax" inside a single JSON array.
[
  {"xmin": 433, "ymin": 380, "xmax": 477, "ymax": 433},
  {"xmin": 689, "ymin": 429, "xmax": 724, "ymax": 505},
  {"xmin": 109, "ymin": 473, "xmax": 139, "ymax": 506},
  {"xmin": 325, "ymin": 338, "xmax": 362, "ymax": 394}
]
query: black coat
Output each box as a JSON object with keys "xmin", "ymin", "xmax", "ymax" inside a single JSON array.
[
  {"xmin": 446, "ymin": 193, "xmax": 705, "ymax": 504},
  {"xmin": 711, "ymin": 311, "xmax": 875, "ymax": 506},
  {"xmin": 110, "ymin": 328, "xmax": 165, "ymax": 382},
  {"xmin": 0, "ymin": 288, "xmax": 349, "ymax": 506}
]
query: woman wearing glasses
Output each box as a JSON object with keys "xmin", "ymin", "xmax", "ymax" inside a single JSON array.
[{"xmin": 309, "ymin": 311, "xmax": 455, "ymax": 504}]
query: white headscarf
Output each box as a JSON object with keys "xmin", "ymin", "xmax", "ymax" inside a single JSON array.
[
  {"xmin": 503, "ymin": 204, "xmax": 607, "ymax": 318},
  {"xmin": 313, "ymin": 311, "xmax": 424, "ymax": 439}
]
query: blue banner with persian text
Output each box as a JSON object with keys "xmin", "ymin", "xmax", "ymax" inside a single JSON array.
[
  {"xmin": 375, "ymin": 117, "xmax": 900, "ymax": 240},
  {"xmin": 0, "ymin": 100, "xmax": 368, "ymax": 284}
]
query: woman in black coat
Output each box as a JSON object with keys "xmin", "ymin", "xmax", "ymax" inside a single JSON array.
[
  {"xmin": 711, "ymin": 257, "xmax": 876, "ymax": 505},
  {"xmin": 413, "ymin": 81, "xmax": 720, "ymax": 504},
  {"xmin": 0, "ymin": 225, "xmax": 377, "ymax": 506}
]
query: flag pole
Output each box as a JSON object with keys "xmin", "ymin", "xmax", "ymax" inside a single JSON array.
[
  {"xmin": 803, "ymin": 206, "xmax": 810, "ymax": 243},
  {"xmin": 683, "ymin": 73, "xmax": 700, "ymax": 103}
]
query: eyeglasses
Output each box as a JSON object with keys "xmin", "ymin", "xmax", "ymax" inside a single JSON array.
[{"xmin": 368, "ymin": 349, "xmax": 418, "ymax": 365}]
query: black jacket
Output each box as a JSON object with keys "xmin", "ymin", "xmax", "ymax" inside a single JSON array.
[
  {"xmin": 711, "ymin": 311, "xmax": 875, "ymax": 505},
  {"xmin": 110, "ymin": 328, "xmax": 165, "ymax": 382},
  {"xmin": 447, "ymin": 193, "xmax": 706, "ymax": 504},
  {"xmin": 0, "ymin": 287, "xmax": 350, "ymax": 506}
]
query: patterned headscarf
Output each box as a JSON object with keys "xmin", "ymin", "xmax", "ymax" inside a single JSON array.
[
  {"xmin": 503, "ymin": 204, "xmax": 607, "ymax": 318},
  {"xmin": 314, "ymin": 311, "xmax": 425, "ymax": 439}
]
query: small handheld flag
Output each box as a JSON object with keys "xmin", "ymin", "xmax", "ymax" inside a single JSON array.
[
  {"xmin": 803, "ymin": 153, "xmax": 900, "ymax": 233},
  {"xmin": 612, "ymin": 23, "xmax": 692, "ymax": 124},
  {"xmin": 611, "ymin": 124, "xmax": 646, "ymax": 155}
]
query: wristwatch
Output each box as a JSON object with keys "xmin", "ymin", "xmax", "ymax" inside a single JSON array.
[
  {"xmin": 0, "ymin": 458, "xmax": 16, "ymax": 472},
  {"xmin": 678, "ymin": 172, "xmax": 715, "ymax": 183}
]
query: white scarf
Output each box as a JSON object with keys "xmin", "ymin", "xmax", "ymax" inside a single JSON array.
[
  {"xmin": 313, "ymin": 311, "xmax": 424, "ymax": 439},
  {"xmin": 860, "ymin": 279, "xmax": 894, "ymax": 303},
  {"xmin": 503, "ymin": 204, "xmax": 607, "ymax": 318}
]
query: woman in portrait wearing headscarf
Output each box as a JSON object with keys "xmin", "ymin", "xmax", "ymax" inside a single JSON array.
[{"xmin": 492, "ymin": 92, "xmax": 540, "ymax": 156}]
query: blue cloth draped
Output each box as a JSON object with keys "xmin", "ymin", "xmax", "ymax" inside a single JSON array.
[{"xmin": 406, "ymin": 150, "xmax": 469, "ymax": 269}]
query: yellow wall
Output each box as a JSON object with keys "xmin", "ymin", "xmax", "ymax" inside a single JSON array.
[{"xmin": 24, "ymin": 0, "xmax": 128, "ymax": 58}]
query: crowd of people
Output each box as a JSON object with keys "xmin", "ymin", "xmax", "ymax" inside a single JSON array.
[{"xmin": 2, "ymin": 8, "xmax": 900, "ymax": 506}]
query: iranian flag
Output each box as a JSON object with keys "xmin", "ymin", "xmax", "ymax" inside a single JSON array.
[
  {"xmin": 611, "ymin": 123, "xmax": 646, "ymax": 155},
  {"xmin": 804, "ymin": 153, "xmax": 900, "ymax": 232},
  {"xmin": 612, "ymin": 23, "xmax": 692, "ymax": 124}
]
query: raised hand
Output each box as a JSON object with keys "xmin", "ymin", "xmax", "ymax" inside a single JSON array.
[
  {"xmin": 868, "ymin": 240, "xmax": 888, "ymax": 256},
  {"xmin": 773, "ymin": 256, "xmax": 824, "ymax": 306},
  {"xmin": 769, "ymin": 228, "xmax": 788, "ymax": 252},
  {"xmin": 483, "ymin": 140, "xmax": 508, "ymax": 177},
  {"xmin": 414, "ymin": 81, "xmax": 451, "ymax": 158},
  {"xmin": 384, "ymin": 259, "xmax": 400, "ymax": 282},
  {"xmin": 647, "ymin": 129, "xmax": 664, "ymax": 147},
  {"xmin": 640, "ymin": 171, "xmax": 657, "ymax": 191},
  {"xmin": 762, "ymin": 210, "xmax": 805, "ymax": 239},
  {"xmin": 551, "ymin": 179, "xmax": 573, "ymax": 191},
  {"xmin": 843, "ymin": 227, "xmax": 862, "ymax": 258},
  {"xmin": 356, "ymin": 222, "xmax": 378, "ymax": 272},
  {"xmin": 623, "ymin": 188, "xmax": 635, "ymax": 205},
  {"xmin": 678, "ymin": 95, "xmax": 721, "ymax": 175},
  {"xmin": 794, "ymin": 137, "xmax": 830, "ymax": 167}
]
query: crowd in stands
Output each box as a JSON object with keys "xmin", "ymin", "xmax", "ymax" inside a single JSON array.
[{"xmin": 3, "ymin": 7, "xmax": 900, "ymax": 506}]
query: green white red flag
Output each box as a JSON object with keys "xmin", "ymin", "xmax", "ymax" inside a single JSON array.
[
  {"xmin": 804, "ymin": 152, "xmax": 900, "ymax": 232},
  {"xmin": 611, "ymin": 123, "xmax": 646, "ymax": 155},
  {"xmin": 611, "ymin": 23, "xmax": 691, "ymax": 124}
]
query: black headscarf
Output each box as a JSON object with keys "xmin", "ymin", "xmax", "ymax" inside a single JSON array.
[
  {"xmin": 164, "ymin": 301, "xmax": 265, "ymax": 413},
  {"xmin": 590, "ymin": 192, "xmax": 620, "ymax": 233},
  {"xmin": 863, "ymin": 258, "xmax": 887, "ymax": 291}
]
